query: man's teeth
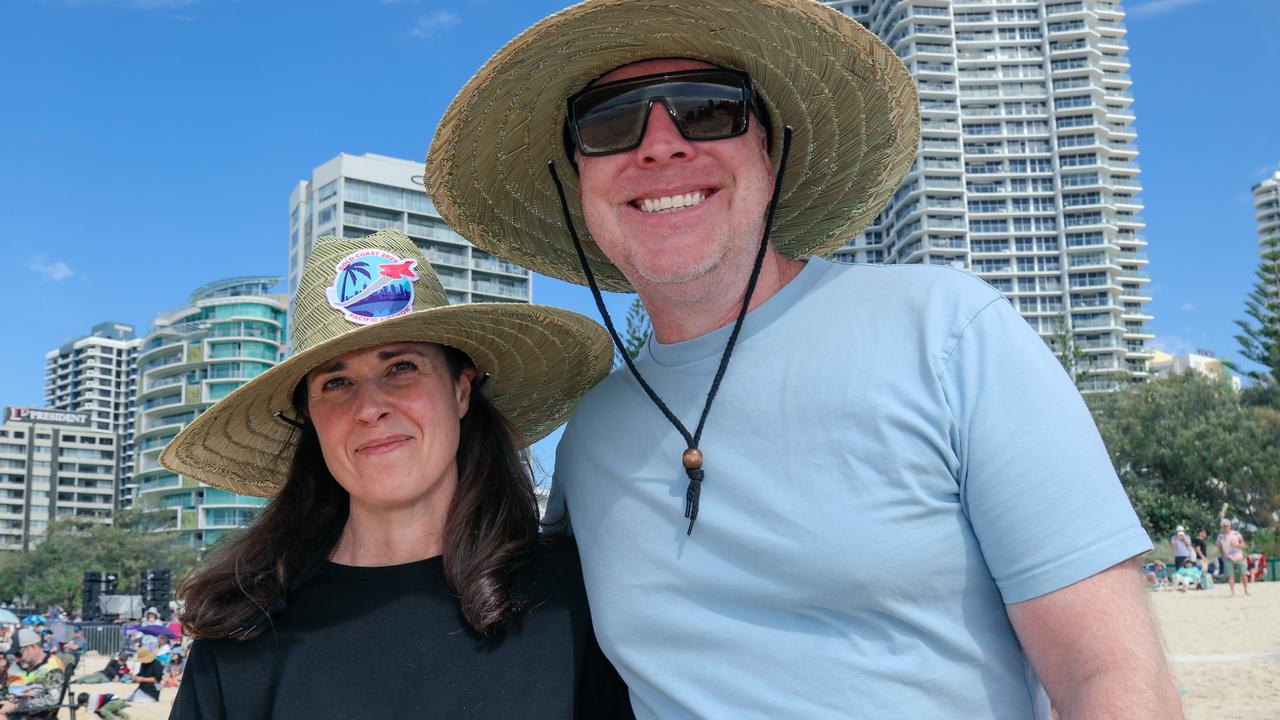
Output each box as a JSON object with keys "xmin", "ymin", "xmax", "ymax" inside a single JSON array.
[{"xmin": 638, "ymin": 191, "xmax": 706, "ymax": 213}]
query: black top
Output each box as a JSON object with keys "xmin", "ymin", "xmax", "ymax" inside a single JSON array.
[
  {"xmin": 1192, "ymin": 537, "xmax": 1208, "ymax": 557},
  {"xmin": 135, "ymin": 660, "xmax": 162, "ymax": 701},
  {"xmin": 170, "ymin": 539, "xmax": 632, "ymax": 719}
]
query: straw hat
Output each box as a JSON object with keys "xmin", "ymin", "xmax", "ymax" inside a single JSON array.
[
  {"xmin": 160, "ymin": 229, "xmax": 612, "ymax": 497},
  {"xmin": 426, "ymin": 0, "xmax": 919, "ymax": 292}
]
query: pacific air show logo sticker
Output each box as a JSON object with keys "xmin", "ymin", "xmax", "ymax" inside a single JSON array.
[{"xmin": 324, "ymin": 249, "xmax": 418, "ymax": 325}]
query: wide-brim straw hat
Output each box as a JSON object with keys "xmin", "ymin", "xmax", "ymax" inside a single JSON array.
[
  {"xmin": 160, "ymin": 229, "xmax": 612, "ymax": 497},
  {"xmin": 425, "ymin": 0, "xmax": 919, "ymax": 292}
]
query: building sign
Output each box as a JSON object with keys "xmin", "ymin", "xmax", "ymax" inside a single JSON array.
[{"xmin": 5, "ymin": 407, "xmax": 90, "ymax": 427}]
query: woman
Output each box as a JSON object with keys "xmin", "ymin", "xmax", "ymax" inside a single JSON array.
[
  {"xmin": 127, "ymin": 647, "xmax": 162, "ymax": 704},
  {"xmin": 163, "ymin": 230, "xmax": 627, "ymax": 718}
]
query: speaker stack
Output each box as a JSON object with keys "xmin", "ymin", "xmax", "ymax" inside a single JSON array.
[{"xmin": 140, "ymin": 568, "xmax": 172, "ymax": 619}]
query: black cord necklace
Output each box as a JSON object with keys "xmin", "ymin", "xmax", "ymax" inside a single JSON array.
[{"xmin": 547, "ymin": 126, "xmax": 793, "ymax": 534}]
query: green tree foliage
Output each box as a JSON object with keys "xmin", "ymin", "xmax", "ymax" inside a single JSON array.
[
  {"xmin": 1232, "ymin": 233, "xmax": 1280, "ymax": 389},
  {"xmin": 617, "ymin": 296, "xmax": 652, "ymax": 365},
  {"xmin": 1088, "ymin": 373, "xmax": 1280, "ymax": 537},
  {"xmin": 1048, "ymin": 314, "xmax": 1088, "ymax": 390},
  {"xmin": 0, "ymin": 510, "xmax": 199, "ymax": 611}
]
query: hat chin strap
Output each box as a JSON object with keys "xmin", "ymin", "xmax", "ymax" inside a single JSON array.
[{"xmin": 547, "ymin": 126, "xmax": 793, "ymax": 535}]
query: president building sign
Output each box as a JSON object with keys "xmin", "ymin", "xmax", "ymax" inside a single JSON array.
[{"xmin": 5, "ymin": 407, "xmax": 91, "ymax": 427}]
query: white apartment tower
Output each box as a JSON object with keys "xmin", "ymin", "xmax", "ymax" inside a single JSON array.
[
  {"xmin": 44, "ymin": 322, "xmax": 143, "ymax": 503},
  {"xmin": 131, "ymin": 277, "xmax": 286, "ymax": 547},
  {"xmin": 0, "ymin": 408, "xmax": 117, "ymax": 551},
  {"xmin": 826, "ymin": 0, "xmax": 1153, "ymax": 391},
  {"xmin": 1254, "ymin": 170, "xmax": 1280, "ymax": 250},
  {"xmin": 289, "ymin": 153, "xmax": 532, "ymax": 311}
]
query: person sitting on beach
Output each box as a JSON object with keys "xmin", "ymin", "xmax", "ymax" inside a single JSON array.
[
  {"xmin": 1172, "ymin": 560, "xmax": 1201, "ymax": 592},
  {"xmin": 0, "ymin": 628, "xmax": 66, "ymax": 719},
  {"xmin": 76, "ymin": 692, "xmax": 130, "ymax": 719},
  {"xmin": 124, "ymin": 648, "xmax": 161, "ymax": 704},
  {"xmin": 1144, "ymin": 560, "xmax": 1169, "ymax": 590},
  {"xmin": 162, "ymin": 649, "xmax": 184, "ymax": 689},
  {"xmin": 73, "ymin": 650, "xmax": 128, "ymax": 684},
  {"xmin": 1246, "ymin": 554, "xmax": 1266, "ymax": 583}
]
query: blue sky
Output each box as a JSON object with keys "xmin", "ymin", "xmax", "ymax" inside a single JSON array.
[{"xmin": 2, "ymin": 0, "xmax": 1277, "ymax": 478}]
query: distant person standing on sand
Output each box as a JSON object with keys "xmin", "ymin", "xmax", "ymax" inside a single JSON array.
[
  {"xmin": 1171, "ymin": 526, "xmax": 1193, "ymax": 569},
  {"xmin": 1192, "ymin": 528, "xmax": 1210, "ymax": 571},
  {"xmin": 1217, "ymin": 520, "xmax": 1250, "ymax": 597}
]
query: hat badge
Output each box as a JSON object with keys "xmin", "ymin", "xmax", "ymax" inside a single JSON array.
[{"xmin": 324, "ymin": 248, "xmax": 419, "ymax": 325}]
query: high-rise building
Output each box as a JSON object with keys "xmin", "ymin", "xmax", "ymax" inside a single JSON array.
[
  {"xmin": 44, "ymin": 322, "xmax": 143, "ymax": 504},
  {"xmin": 1150, "ymin": 350, "xmax": 1242, "ymax": 392},
  {"xmin": 0, "ymin": 407, "xmax": 117, "ymax": 551},
  {"xmin": 825, "ymin": 0, "xmax": 1153, "ymax": 391},
  {"xmin": 289, "ymin": 153, "xmax": 533, "ymax": 310},
  {"xmin": 1253, "ymin": 169, "xmax": 1280, "ymax": 254},
  {"xmin": 131, "ymin": 277, "xmax": 287, "ymax": 547}
]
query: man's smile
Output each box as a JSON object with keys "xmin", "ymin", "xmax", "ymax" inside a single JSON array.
[{"xmin": 630, "ymin": 188, "xmax": 715, "ymax": 214}]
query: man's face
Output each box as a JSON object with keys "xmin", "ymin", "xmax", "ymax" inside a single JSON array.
[
  {"xmin": 17, "ymin": 644, "xmax": 40, "ymax": 669},
  {"xmin": 576, "ymin": 58, "xmax": 775, "ymax": 293}
]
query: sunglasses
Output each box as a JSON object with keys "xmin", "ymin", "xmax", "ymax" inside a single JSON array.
[{"xmin": 566, "ymin": 68, "xmax": 765, "ymax": 157}]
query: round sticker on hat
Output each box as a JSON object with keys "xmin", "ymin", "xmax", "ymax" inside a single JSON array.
[{"xmin": 324, "ymin": 249, "xmax": 419, "ymax": 325}]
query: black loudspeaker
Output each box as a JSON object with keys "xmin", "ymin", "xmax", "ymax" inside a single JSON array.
[
  {"xmin": 140, "ymin": 568, "xmax": 172, "ymax": 617},
  {"xmin": 82, "ymin": 571, "xmax": 103, "ymax": 620}
]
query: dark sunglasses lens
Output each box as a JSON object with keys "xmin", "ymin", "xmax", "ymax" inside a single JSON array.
[
  {"xmin": 573, "ymin": 85, "xmax": 652, "ymax": 154},
  {"xmin": 664, "ymin": 81, "xmax": 748, "ymax": 139},
  {"xmin": 573, "ymin": 74, "xmax": 749, "ymax": 154}
]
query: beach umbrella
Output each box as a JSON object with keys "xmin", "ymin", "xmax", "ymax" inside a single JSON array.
[
  {"xmin": 139, "ymin": 624, "xmax": 177, "ymax": 639},
  {"xmin": 0, "ymin": 610, "xmax": 19, "ymax": 625}
]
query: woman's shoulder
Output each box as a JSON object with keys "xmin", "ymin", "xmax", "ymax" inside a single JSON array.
[{"xmin": 515, "ymin": 536, "xmax": 588, "ymax": 603}]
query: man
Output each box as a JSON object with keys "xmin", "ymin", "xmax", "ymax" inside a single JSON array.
[
  {"xmin": 1171, "ymin": 525, "xmax": 1193, "ymax": 569},
  {"xmin": 1217, "ymin": 519, "xmax": 1250, "ymax": 597},
  {"xmin": 1, "ymin": 628, "xmax": 66, "ymax": 719},
  {"xmin": 1193, "ymin": 527, "xmax": 1211, "ymax": 570},
  {"xmin": 73, "ymin": 650, "xmax": 128, "ymax": 685},
  {"xmin": 426, "ymin": 1, "xmax": 1179, "ymax": 717}
]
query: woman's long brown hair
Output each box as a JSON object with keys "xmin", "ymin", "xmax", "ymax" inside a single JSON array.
[{"xmin": 177, "ymin": 346, "xmax": 539, "ymax": 639}]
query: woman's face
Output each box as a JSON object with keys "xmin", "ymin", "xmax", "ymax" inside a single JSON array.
[{"xmin": 304, "ymin": 342, "xmax": 474, "ymax": 513}]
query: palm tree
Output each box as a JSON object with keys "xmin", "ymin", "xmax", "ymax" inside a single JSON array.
[{"xmin": 338, "ymin": 261, "xmax": 372, "ymax": 302}]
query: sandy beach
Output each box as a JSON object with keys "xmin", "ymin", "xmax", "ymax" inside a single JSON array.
[
  {"xmin": 57, "ymin": 580, "xmax": 1279, "ymax": 719},
  {"xmin": 1152, "ymin": 578, "xmax": 1280, "ymax": 717}
]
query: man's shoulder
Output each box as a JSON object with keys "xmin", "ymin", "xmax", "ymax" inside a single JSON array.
[{"xmin": 814, "ymin": 258, "xmax": 1006, "ymax": 318}]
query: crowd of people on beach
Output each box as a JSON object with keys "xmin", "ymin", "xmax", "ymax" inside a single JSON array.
[
  {"xmin": 1144, "ymin": 520, "xmax": 1269, "ymax": 597},
  {"xmin": 0, "ymin": 605, "xmax": 188, "ymax": 718}
]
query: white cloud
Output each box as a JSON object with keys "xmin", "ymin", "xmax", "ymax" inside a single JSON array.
[
  {"xmin": 29, "ymin": 256, "xmax": 76, "ymax": 282},
  {"xmin": 1179, "ymin": 302, "xmax": 1195, "ymax": 311},
  {"xmin": 1128, "ymin": 0, "xmax": 1210, "ymax": 19},
  {"xmin": 1150, "ymin": 335, "xmax": 1196, "ymax": 356},
  {"xmin": 1253, "ymin": 160, "xmax": 1280, "ymax": 182},
  {"xmin": 409, "ymin": 10, "xmax": 461, "ymax": 39}
]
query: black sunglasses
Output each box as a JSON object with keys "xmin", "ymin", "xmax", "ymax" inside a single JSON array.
[{"xmin": 565, "ymin": 68, "xmax": 767, "ymax": 158}]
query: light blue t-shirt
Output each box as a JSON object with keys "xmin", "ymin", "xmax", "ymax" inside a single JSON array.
[{"xmin": 553, "ymin": 258, "xmax": 1152, "ymax": 719}]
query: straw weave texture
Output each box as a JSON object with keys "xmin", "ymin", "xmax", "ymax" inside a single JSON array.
[
  {"xmin": 159, "ymin": 230, "xmax": 612, "ymax": 497},
  {"xmin": 426, "ymin": 0, "xmax": 920, "ymax": 292}
]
